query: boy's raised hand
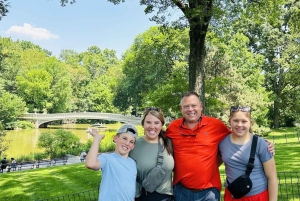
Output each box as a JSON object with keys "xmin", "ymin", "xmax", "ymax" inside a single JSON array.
[{"xmin": 87, "ymin": 127, "xmax": 105, "ymax": 140}]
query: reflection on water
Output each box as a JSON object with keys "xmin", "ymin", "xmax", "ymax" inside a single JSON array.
[{"xmin": 4, "ymin": 123, "xmax": 120, "ymax": 158}]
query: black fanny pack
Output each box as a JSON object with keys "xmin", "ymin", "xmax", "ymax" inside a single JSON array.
[{"xmin": 227, "ymin": 135, "xmax": 258, "ymax": 199}]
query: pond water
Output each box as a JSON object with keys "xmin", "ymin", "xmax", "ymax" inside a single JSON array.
[{"xmin": 4, "ymin": 123, "xmax": 121, "ymax": 158}]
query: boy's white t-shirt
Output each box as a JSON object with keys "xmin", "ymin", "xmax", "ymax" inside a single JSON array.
[{"xmin": 97, "ymin": 152, "xmax": 137, "ymax": 201}]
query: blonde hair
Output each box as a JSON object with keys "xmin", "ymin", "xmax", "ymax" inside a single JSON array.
[{"xmin": 229, "ymin": 110, "xmax": 253, "ymax": 133}]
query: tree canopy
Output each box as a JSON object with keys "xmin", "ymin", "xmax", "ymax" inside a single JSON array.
[
  {"xmin": 0, "ymin": 0, "xmax": 299, "ymax": 129},
  {"xmin": 0, "ymin": 0, "xmax": 9, "ymax": 20}
]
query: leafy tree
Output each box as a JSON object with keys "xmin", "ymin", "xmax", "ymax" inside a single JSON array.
[
  {"xmin": 114, "ymin": 26, "xmax": 189, "ymax": 113},
  {"xmin": 73, "ymin": 46, "xmax": 121, "ymax": 112},
  {"xmin": 59, "ymin": 49, "xmax": 90, "ymax": 111},
  {"xmin": 142, "ymin": 62, "xmax": 189, "ymax": 118},
  {"xmin": 59, "ymin": 0, "xmax": 252, "ymax": 108},
  {"xmin": 0, "ymin": 0, "xmax": 9, "ymax": 20},
  {"xmin": 42, "ymin": 57, "xmax": 73, "ymax": 112},
  {"xmin": 85, "ymin": 75, "xmax": 116, "ymax": 112},
  {"xmin": 0, "ymin": 37, "xmax": 23, "ymax": 94},
  {"xmin": 16, "ymin": 69, "xmax": 53, "ymax": 112},
  {"xmin": 17, "ymin": 40, "xmax": 52, "ymax": 56},
  {"xmin": 201, "ymin": 31, "xmax": 271, "ymax": 133},
  {"xmin": 0, "ymin": 92, "xmax": 26, "ymax": 127},
  {"xmin": 232, "ymin": 0, "xmax": 300, "ymax": 128},
  {"xmin": 37, "ymin": 129, "xmax": 81, "ymax": 159}
]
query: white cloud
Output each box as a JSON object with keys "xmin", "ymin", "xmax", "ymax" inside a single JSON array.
[{"xmin": 5, "ymin": 23, "xmax": 59, "ymax": 40}]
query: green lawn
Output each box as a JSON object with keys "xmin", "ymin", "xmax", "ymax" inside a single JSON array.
[
  {"xmin": 265, "ymin": 127, "xmax": 300, "ymax": 144},
  {"xmin": 1, "ymin": 127, "xmax": 299, "ymax": 201},
  {"xmin": 1, "ymin": 163, "xmax": 100, "ymax": 200}
]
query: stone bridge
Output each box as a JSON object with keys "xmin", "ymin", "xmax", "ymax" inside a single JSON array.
[{"xmin": 19, "ymin": 112, "xmax": 143, "ymax": 128}]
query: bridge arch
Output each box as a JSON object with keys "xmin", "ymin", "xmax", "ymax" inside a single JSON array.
[{"xmin": 19, "ymin": 112, "xmax": 143, "ymax": 128}]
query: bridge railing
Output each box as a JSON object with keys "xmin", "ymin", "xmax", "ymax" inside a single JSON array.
[{"xmin": 19, "ymin": 112, "xmax": 143, "ymax": 127}]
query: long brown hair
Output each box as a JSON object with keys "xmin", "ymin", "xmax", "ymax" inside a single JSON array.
[{"xmin": 141, "ymin": 107, "xmax": 172, "ymax": 155}]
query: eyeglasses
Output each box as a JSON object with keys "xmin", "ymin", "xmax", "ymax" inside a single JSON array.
[
  {"xmin": 230, "ymin": 106, "xmax": 251, "ymax": 113},
  {"xmin": 126, "ymin": 128, "xmax": 136, "ymax": 135},
  {"xmin": 145, "ymin": 107, "xmax": 161, "ymax": 112},
  {"xmin": 180, "ymin": 122, "xmax": 199, "ymax": 137}
]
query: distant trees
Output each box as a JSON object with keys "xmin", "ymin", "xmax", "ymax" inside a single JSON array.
[
  {"xmin": 0, "ymin": 36, "xmax": 122, "ymax": 128},
  {"xmin": 0, "ymin": 0, "xmax": 9, "ymax": 20},
  {"xmin": 0, "ymin": 92, "xmax": 26, "ymax": 126}
]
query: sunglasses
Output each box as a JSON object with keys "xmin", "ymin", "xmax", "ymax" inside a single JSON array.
[
  {"xmin": 126, "ymin": 128, "xmax": 136, "ymax": 135},
  {"xmin": 145, "ymin": 107, "xmax": 161, "ymax": 112},
  {"xmin": 180, "ymin": 122, "xmax": 199, "ymax": 137},
  {"xmin": 230, "ymin": 106, "xmax": 251, "ymax": 113}
]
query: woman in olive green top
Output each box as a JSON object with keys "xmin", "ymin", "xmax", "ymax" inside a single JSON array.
[{"xmin": 130, "ymin": 107, "xmax": 174, "ymax": 201}]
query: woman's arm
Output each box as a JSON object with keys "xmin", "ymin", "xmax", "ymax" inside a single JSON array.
[
  {"xmin": 85, "ymin": 128, "xmax": 105, "ymax": 170},
  {"xmin": 263, "ymin": 157, "xmax": 278, "ymax": 201}
]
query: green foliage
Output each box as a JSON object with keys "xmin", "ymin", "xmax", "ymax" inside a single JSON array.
[
  {"xmin": 37, "ymin": 129, "xmax": 81, "ymax": 159},
  {"xmin": 229, "ymin": 0, "xmax": 300, "ymax": 128},
  {"xmin": 5, "ymin": 120, "xmax": 34, "ymax": 130},
  {"xmin": 16, "ymin": 69, "xmax": 53, "ymax": 111},
  {"xmin": 142, "ymin": 63, "xmax": 189, "ymax": 118},
  {"xmin": 0, "ymin": 0, "xmax": 9, "ymax": 20},
  {"xmin": 33, "ymin": 152, "xmax": 48, "ymax": 161},
  {"xmin": 203, "ymin": 32, "xmax": 272, "ymax": 132},
  {"xmin": 0, "ymin": 92, "xmax": 26, "ymax": 127},
  {"xmin": 114, "ymin": 27, "xmax": 189, "ymax": 114},
  {"xmin": 17, "ymin": 154, "xmax": 35, "ymax": 162}
]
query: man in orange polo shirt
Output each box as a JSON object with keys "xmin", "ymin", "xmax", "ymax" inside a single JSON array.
[{"xmin": 166, "ymin": 91, "xmax": 273, "ymax": 201}]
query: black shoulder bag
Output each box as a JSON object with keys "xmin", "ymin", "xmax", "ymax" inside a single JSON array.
[
  {"xmin": 141, "ymin": 138, "xmax": 166, "ymax": 193},
  {"xmin": 227, "ymin": 135, "xmax": 258, "ymax": 199}
]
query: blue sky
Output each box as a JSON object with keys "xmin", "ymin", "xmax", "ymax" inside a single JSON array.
[{"xmin": 0, "ymin": 0, "xmax": 157, "ymax": 58}]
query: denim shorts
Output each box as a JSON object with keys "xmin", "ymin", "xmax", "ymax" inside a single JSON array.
[{"xmin": 174, "ymin": 182, "xmax": 220, "ymax": 201}]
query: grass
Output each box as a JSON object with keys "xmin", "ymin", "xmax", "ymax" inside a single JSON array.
[
  {"xmin": 264, "ymin": 127, "xmax": 300, "ymax": 144},
  {"xmin": 1, "ymin": 163, "xmax": 100, "ymax": 200},
  {"xmin": 0, "ymin": 127, "xmax": 299, "ymax": 201}
]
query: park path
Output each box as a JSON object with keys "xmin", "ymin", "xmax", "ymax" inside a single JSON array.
[{"xmin": 1, "ymin": 154, "xmax": 83, "ymax": 174}]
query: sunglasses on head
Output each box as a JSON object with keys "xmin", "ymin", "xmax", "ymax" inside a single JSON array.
[
  {"xmin": 230, "ymin": 106, "xmax": 251, "ymax": 113},
  {"xmin": 145, "ymin": 107, "xmax": 161, "ymax": 112}
]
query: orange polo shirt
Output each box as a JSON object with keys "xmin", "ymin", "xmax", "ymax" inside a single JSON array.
[{"xmin": 166, "ymin": 116, "xmax": 230, "ymax": 191}]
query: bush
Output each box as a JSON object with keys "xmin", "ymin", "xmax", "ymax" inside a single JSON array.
[
  {"xmin": 38, "ymin": 129, "xmax": 81, "ymax": 159},
  {"xmin": 17, "ymin": 154, "xmax": 35, "ymax": 162},
  {"xmin": 33, "ymin": 152, "xmax": 48, "ymax": 160},
  {"xmin": 5, "ymin": 121, "xmax": 34, "ymax": 130}
]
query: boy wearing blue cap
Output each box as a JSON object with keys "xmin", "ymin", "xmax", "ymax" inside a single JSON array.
[{"xmin": 85, "ymin": 124, "xmax": 138, "ymax": 201}]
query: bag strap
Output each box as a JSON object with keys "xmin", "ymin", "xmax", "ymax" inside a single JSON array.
[
  {"xmin": 226, "ymin": 135, "xmax": 258, "ymax": 185},
  {"xmin": 245, "ymin": 135, "xmax": 258, "ymax": 176},
  {"xmin": 157, "ymin": 138, "xmax": 164, "ymax": 168}
]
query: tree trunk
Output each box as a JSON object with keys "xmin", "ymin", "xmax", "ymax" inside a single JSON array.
[
  {"xmin": 189, "ymin": 28, "xmax": 206, "ymax": 107},
  {"xmin": 187, "ymin": 0, "xmax": 213, "ymax": 112},
  {"xmin": 273, "ymin": 100, "xmax": 280, "ymax": 128}
]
